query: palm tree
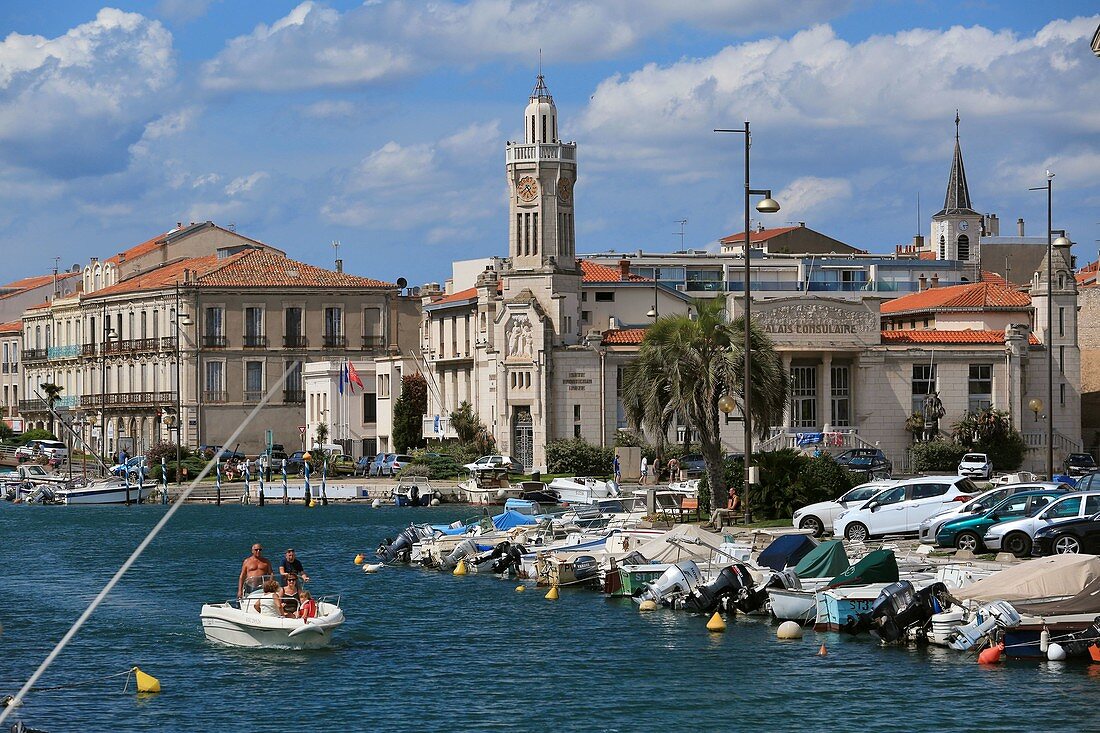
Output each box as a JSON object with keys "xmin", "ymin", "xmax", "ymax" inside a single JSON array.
[
  {"xmin": 621, "ymin": 297, "xmax": 786, "ymax": 513},
  {"xmin": 40, "ymin": 382, "xmax": 64, "ymax": 438}
]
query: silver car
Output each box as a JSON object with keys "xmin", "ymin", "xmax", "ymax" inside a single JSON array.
[{"xmin": 983, "ymin": 491, "xmax": 1100, "ymax": 557}]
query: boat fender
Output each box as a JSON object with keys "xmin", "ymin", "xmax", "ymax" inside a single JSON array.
[
  {"xmin": 977, "ymin": 642, "xmax": 1004, "ymax": 664},
  {"xmin": 1047, "ymin": 642, "xmax": 1067, "ymax": 662},
  {"xmin": 1040, "ymin": 628, "xmax": 1050, "ymax": 653}
]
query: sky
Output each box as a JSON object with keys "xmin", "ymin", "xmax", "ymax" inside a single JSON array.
[{"xmin": 0, "ymin": 1, "xmax": 1097, "ymax": 287}]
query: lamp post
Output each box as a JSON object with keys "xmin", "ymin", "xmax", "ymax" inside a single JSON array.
[
  {"xmin": 715, "ymin": 122, "xmax": 780, "ymax": 521},
  {"xmin": 1029, "ymin": 174, "xmax": 1072, "ymax": 478},
  {"xmin": 100, "ymin": 318, "xmax": 115, "ymax": 464},
  {"xmin": 173, "ymin": 283, "xmax": 193, "ymax": 485}
]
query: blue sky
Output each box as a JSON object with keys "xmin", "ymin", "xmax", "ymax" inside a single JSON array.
[{"xmin": 0, "ymin": 1, "xmax": 1097, "ymax": 286}]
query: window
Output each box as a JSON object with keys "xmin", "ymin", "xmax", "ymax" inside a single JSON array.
[
  {"xmin": 957, "ymin": 234, "xmax": 970, "ymax": 261},
  {"xmin": 364, "ymin": 307, "xmax": 382, "ymax": 348},
  {"xmin": 363, "ymin": 393, "xmax": 377, "ymax": 423},
  {"xmin": 245, "ymin": 361, "xmax": 264, "ymax": 402},
  {"xmin": 615, "ymin": 365, "xmax": 628, "ymax": 429},
  {"xmin": 140, "ymin": 311, "xmax": 147, "ymax": 339},
  {"xmin": 324, "ymin": 307, "xmax": 344, "ymax": 347},
  {"xmin": 594, "ymin": 292, "xmax": 614, "ymax": 302},
  {"xmin": 581, "ymin": 310, "xmax": 591, "ymax": 323},
  {"xmin": 1086, "ymin": 495, "xmax": 1100, "ymax": 515},
  {"xmin": 1060, "ymin": 346, "xmax": 1065, "ymax": 375},
  {"xmin": 967, "ymin": 364, "xmax": 992, "ymax": 413},
  {"xmin": 204, "ymin": 307, "xmax": 225, "ymax": 347},
  {"xmin": 573, "ymin": 404, "xmax": 582, "ymax": 438},
  {"xmin": 284, "ymin": 307, "xmax": 304, "ymax": 347},
  {"xmin": 204, "ymin": 361, "xmax": 224, "ymax": 401},
  {"xmin": 1061, "ymin": 383, "xmax": 1066, "ymax": 406},
  {"xmin": 378, "ymin": 374, "xmax": 390, "ymax": 398},
  {"xmin": 581, "ymin": 292, "xmax": 587, "ymax": 302},
  {"xmin": 1047, "ymin": 497, "xmax": 1081, "ymax": 520},
  {"xmin": 790, "ymin": 365, "xmax": 817, "ymax": 429},
  {"xmin": 912, "ymin": 364, "xmax": 936, "ymax": 415},
  {"xmin": 1059, "ymin": 307, "xmax": 1065, "ymax": 338},
  {"xmin": 830, "ymin": 365, "xmax": 850, "ymax": 427},
  {"xmin": 938, "ymin": 236, "xmax": 945, "ymax": 259},
  {"xmin": 876, "ymin": 487, "xmax": 906, "ymax": 506},
  {"xmin": 245, "ymin": 307, "xmax": 264, "ymax": 347},
  {"xmin": 910, "ymin": 483, "xmax": 949, "ymax": 500}
]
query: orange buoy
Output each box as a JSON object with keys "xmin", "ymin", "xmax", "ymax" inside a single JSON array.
[
  {"xmin": 977, "ymin": 642, "xmax": 1004, "ymax": 664},
  {"xmin": 818, "ymin": 643, "xmax": 827, "ymax": 656}
]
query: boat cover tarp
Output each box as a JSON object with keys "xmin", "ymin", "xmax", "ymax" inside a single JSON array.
[
  {"xmin": 824, "ymin": 549, "xmax": 898, "ymax": 589},
  {"xmin": 491, "ymin": 509, "xmax": 538, "ymax": 530},
  {"xmin": 634, "ymin": 524, "xmax": 726, "ymax": 564},
  {"xmin": 757, "ymin": 534, "xmax": 818, "ymax": 572},
  {"xmin": 793, "ymin": 540, "xmax": 850, "ymax": 579},
  {"xmin": 954, "ymin": 555, "xmax": 1100, "ymax": 610}
]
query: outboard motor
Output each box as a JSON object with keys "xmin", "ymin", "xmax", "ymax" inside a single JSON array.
[
  {"xmin": 376, "ymin": 525, "xmax": 429, "ymax": 564},
  {"xmin": 490, "ymin": 543, "xmax": 528, "ymax": 575},
  {"xmin": 634, "ymin": 561, "xmax": 704, "ymax": 606},
  {"xmin": 472, "ymin": 541, "xmax": 512, "ymax": 570},
  {"xmin": 682, "ymin": 566, "xmax": 748, "ymax": 614},
  {"xmin": 946, "ymin": 600, "xmax": 1023, "ymax": 651},
  {"xmin": 844, "ymin": 581, "xmax": 953, "ymax": 643},
  {"xmin": 1058, "ymin": 614, "xmax": 1100, "ymax": 657},
  {"xmin": 441, "ymin": 538, "xmax": 480, "ymax": 571},
  {"xmin": 571, "ymin": 555, "xmax": 600, "ymax": 584}
]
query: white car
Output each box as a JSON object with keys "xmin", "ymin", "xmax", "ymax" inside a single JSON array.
[
  {"xmin": 792, "ymin": 480, "xmax": 898, "ymax": 537},
  {"xmin": 983, "ymin": 491, "xmax": 1100, "ymax": 558},
  {"xmin": 463, "ymin": 455, "xmax": 523, "ymax": 474},
  {"xmin": 918, "ymin": 482, "xmax": 1072, "ymax": 544},
  {"xmin": 958, "ymin": 453, "xmax": 992, "ymax": 480},
  {"xmin": 833, "ymin": 476, "xmax": 980, "ymax": 542}
]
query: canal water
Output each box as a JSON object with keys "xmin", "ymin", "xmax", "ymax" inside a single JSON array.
[{"xmin": 3, "ymin": 503, "xmax": 1098, "ymax": 731}]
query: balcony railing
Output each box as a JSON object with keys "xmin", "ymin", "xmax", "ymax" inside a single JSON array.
[
  {"xmin": 322, "ymin": 334, "xmax": 347, "ymax": 348},
  {"xmin": 48, "ymin": 344, "xmax": 80, "ymax": 359},
  {"xmin": 362, "ymin": 335, "xmax": 385, "ymax": 349},
  {"xmin": 101, "ymin": 338, "xmax": 167, "ymax": 355},
  {"xmin": 202, "ymin": 335, "xmax": 227, "ymax": 349},
  {"xmin": 422, "ymin": 415, "xmax": 458, "ymax": 439},
  {"xmin": 284, "ymin": 335, "xmax": 307, "ymax": 349},
  {"xmin": 19, "ymin": 399, "xmax": 48, "ymax": 412},
  {"xmin": 19, "ymin": 396, "xmax": 78, "ymax": 412},
  {"xmin": 79, "ymin": 391, "xmax": 175, "ymax": 408},
  {"xmin": 22, "ymin": 349, "xmax": 47, "ymax": 362},
  {"xmin": 244, "ymin": 389, "xmax": 265, "ymax": 403},
  {"xmin": 243, "ymin": 335, "xmax": 268, "ymax": 348},
  {"xmin": 283, "ymin": 389, "xmax": 305, "ymax": 403},
  {"xmin": 82, "ymin": 343, "xmax": 97, "ymax": 357},
  {"xmin": 203, "ymin": 390, "xmax": 228, "ymax": 403}
]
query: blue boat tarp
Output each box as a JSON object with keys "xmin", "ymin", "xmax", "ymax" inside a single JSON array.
[
  {"xmin": 757, "ymin": 534, "xmax": 818, "ymax": 572},
  {"xmin": 793, "ymin": 540, "xmax": 850, "ymax": 579},
  {"xmin": 825, "ymin": 549, "xmax": 898, "ymax": 589},
  {"xmin": 492, "ymin": 509, "xmax": 538, "ymax": 530}
]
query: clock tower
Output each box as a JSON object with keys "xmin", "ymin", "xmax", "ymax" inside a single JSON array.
[
  {"xmin": 931, "ymin": 113, "xmax": 982, "ymax": 262},
  {"xmin": 506, "ymin": 74, "xmax": 577, "ymax": 272}
]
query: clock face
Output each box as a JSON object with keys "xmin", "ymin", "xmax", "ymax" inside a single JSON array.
[
  {"xmin": 517, "ymin": 176, "xmax": 539, "ymax": 202},
  {"xmin": 959, "ymin": 220, "xmax": 969, "ymax": 231},
  {"xmin": 557, "ymin": 177, "xmax": 573, "ymax": 204}
]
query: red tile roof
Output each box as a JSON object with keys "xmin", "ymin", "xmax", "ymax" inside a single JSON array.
[
  {"xmin": 601, "ymin": 328, "xmax": 647, "ymax": 345},
  {"xmin": 917, "ymin": 250, "xmax": 937, "ymax": 260},
  {"xmin": 881, "ymin": 282, "xmax": 1030, "ymax": 315},
  {"xmin": 194, "ymin": 249, "xmax": 392, "ymax": 289},
  {"xmin": 0, "ymin": 320, "xmax": 21, "ymax": 334},
  {"xmin": 431, "ymin": 286, "xmax": 478, "ymax": 306},
  {"xmin": 882, "ymin": 329, "xmax": 1040, "ymax": 345},
  {"xmin": 0, "ymin": 272, "xmax": 79, "ymax": 300},
  {"xmin": 980, "ymin": 270, "xmax": 1009, "ymax": 286},
  {"xmin": 85, "ymin": 256, "xmax": 223, "ymax": 298},
  {"xmin": 105, "ymin": 232, "xmax": 169, "ymax": 265},
  {"xmin": 719, "ymin": 226, "xmax": 801, "ymax": 245},
  {"xmin": 579, "ymin": 259, "xmax": 651, "ymax": 283}
]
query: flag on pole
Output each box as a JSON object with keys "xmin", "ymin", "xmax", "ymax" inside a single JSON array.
[
  {"xmin": 348, "ymin": 360, "xmax": 364, "ymax": 391},
  {"xmin": 338, "ymin": 361, "xmax": 345, "ymax": 395}
]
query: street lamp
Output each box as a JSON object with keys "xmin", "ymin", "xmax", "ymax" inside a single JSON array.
[
  {"xmin": 100, "ymin": 323, "xmax": 115, "ymax": 463},
  {"xmin": 715, "ymin": 121, "xmax": 781, "ymax": 521},
  {"xmin": 1029, "ymin": 173, "xmax": 1072, "ymax": 478},
  {"xmin": 1029, "ymin": 398, "xmax": 1043, "ymax": 423}
]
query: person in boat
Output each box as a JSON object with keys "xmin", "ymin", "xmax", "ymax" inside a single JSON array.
[
  {"xmin": 279, "ymin": 548, "xmax": 310, "ymax": 583},
  {"xmin": 278, "ymin": 574, "xmax": 304, "ymax": 616},
  {"xmin": 297, "ymin": 589, "xmax": 317, "ymax": 620},
  {"xmin": 238, "ymin": 543, "xmax": 274, "ymax": 598},
  {"xmin": 253, "ymin": 578, "xmax": 284, "ymax": 617}
]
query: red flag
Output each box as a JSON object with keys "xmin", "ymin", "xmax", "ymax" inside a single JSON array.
[{"xmin": 348, "ymin": 360, "xmax": 364, "ymax": 391}]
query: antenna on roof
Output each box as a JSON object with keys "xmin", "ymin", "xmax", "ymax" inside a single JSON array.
[
  {"xmin": 675, "ymin": 219, "xmax": 688, "ymax": 250},
  {"xmin": 916, "ymin": 192, "xmax": 921, "ymax": 236},
  {"xmin": 332, "ymin": 240, "xmax": 341, "ymax": 269}
]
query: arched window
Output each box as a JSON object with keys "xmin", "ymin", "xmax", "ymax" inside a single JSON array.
[
  {"xmin": 938, "ymin": 236, "xmax": 945, "ymax": 259},
  {"xmin": 957, "ymin": 234, "xmax": 970, "ymax": 261}
]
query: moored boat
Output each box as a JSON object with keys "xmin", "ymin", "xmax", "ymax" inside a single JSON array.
[{"xmin": 55, "ymin": 477, "xmax": 155, "ymax": 505}]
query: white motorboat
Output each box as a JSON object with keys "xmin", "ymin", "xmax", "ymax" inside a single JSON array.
[
  {"xmin": 548, "ymin": 477, "xmax": 618, "ymax": 505},
  {"xmin": 55, "ymin": 478, "xmax": 155, "ymax": 505},
  {"xmin": 459, "ymin": 469, "xmax": 523, "ymax": 505},
  {"xmin": 200, "ymin": 596, "xmax": 345, "ymax": 649}
]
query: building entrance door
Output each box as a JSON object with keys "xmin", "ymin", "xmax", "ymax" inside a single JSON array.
[
  {"xmin": 791, "ymin": 366, "xmax": 817, "ymax": 429},
  {"xmin": 513, "ymin": 408, "xmax": 533, "ymax": 472}
]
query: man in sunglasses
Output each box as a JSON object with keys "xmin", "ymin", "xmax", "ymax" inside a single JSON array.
[{"xmin": 238, "ymin": 543, "xmax": 273, "ymax": 599}]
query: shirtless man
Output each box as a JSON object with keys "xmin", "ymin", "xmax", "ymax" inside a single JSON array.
[{"xmin": 238, "ymin": 543, "xmax": 273, "ymax": 599}]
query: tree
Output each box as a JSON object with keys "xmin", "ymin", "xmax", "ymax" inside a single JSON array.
[
  {"xmin": 951, "ymin": 408, "xmax": 1027, "ymax": 471},
  {"xmin": 314, "ymin": 422, "xmax": 329, "ymax": 448},
  {"xmin": 39, "ymin": 382, "xmax": 63, "ymax": 437},
  {"xmin": 621, "ymin": 297, "xmax": 787, "ymax": 513},
  {"xmin": 392, "ymin": 373, "xmax": 428, "ymax": 452},
  {"xmin": 449, "ymin": 401, "xmax": 483, "ymax": 444}
]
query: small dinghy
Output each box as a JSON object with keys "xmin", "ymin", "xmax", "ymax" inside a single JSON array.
[{"xmin": 200, "ymin": 596, "xmax": 345, "ymax": 649}]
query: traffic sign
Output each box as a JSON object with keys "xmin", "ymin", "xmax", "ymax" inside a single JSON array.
[{"xmin": 298, "ymin": 425, "xmax": 307, "ymax": 437}]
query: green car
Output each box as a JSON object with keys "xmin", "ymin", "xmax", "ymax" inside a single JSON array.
[{"xmin": 936, "ymin": 490, "xmax": 1065, "ymax": 552}]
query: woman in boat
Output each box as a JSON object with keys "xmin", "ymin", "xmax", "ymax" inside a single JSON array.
[
  {"xmin": 279, "ymin": 574, "xmax": 304, "ymax": 616},
  {"xmin": 253, "ymin": 579, "xmax": 283, "ymax": 617}
]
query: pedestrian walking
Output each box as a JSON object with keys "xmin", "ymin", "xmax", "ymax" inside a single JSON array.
[
  {"xmin": 667, "ymin": 456, "xmax": 680, "ymax": 484},
  {"xmin": 640, "ymin": 456, "xmax": 649, "ymax": 485},
  {"xmin": 613, "ymin": 453, "xmax": 621, "ymax": 484}
]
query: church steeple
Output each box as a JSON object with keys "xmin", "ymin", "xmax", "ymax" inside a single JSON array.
[{"xmin": 937, "ymin": 111, "xmax": 977, "ymax": 216}]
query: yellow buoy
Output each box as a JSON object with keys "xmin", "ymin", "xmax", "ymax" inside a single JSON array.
[
  {"xmin": 134, "ymin": 667, "xmax": 160, "ymax": 694},
  {"xmin": 308, "ymin": 500, "xmax": 316, "ymax": 508},
  {"xmin": 639, "ymin": 600, "xmax": 658, "ymax": 611},
  {"xmin": 818, "ymin": 643, "xmax": 828, "ymax": 656},
  {"xmin": 354, "ymin": 553, "xmax": 364, "ymax": 565},
  {"xmin": 706, "ymin": 612, "xmax": 726, "ymax": 632},
  {"xmin": 453, "ymin": 559, "xmax": 468, "ymax": 576},
  {"xmin": 545, "ymin": 586, "xmax": 559, "ymax": 600},
  {"xmin": 515, "ymin": 585, "xmax": 526, "ymax": 592}
]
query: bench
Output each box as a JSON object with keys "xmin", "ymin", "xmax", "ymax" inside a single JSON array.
[
  {"xmin": 678, "ymin": 497, "xmax": 701, "ymax": 523},
  {"xmin": 709, "ymin": 508, "xmax": 744, "ymax": 529}
]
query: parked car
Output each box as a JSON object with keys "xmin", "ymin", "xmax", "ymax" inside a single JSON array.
[
  {"xmin": 34, "ymin": 440, "xmax": 68, "ymax": 462},
  {"xmin": 833, "ymin": 475, "xmax": 980, "ymax": 542},
  {"xmin": 791, "ymin": 479, "xmax": 899, "ymax": 537},
  {"xmin": 835, "ymin": 449, "xmax": 892, "ymax": 478},
  {"xmin": 957, "ymin": 453, "xmax": 992, "ymax": 480},
  {"xmin": 463, "ymin": 455, "xmax": 523, "ymax": 474},
  {"xmin": 679, "ymin": 454, "xmax": 707, "ymax": 478},
  {"xmin": 935, "ymin": 489, "xmax": 1068, "ymax": 552},
  {"xmin": 286, "ymin": 450, "xmax": 309, "ymax": 475},
  {"xmin": 382, "ymin": 454, "xmax": 414, "ymax": 477},
  {"xmin": 327, "ymin": 454, "xmax": 358, "ymax": 475},
  {"xmin": 1034, "ymin": 512, "xmax": 1100, "ymax": 555},
  {"xmin": 354, "ymin": 456, "xmax": 374, "ymax": 477},
  {"xmin": 918, "ymin": 482, "xmax": 1073, "ymax": 544},
  {"xmin": 983, "ymin": 491, "xmax": 1100, "ymax": 558},
  {"xmin": 991, "ymin": 471, "xmax": 1038, "ymax": 485},
  {"xmin": 367, "ymin": 452, "xmax": 387, "ymax": 477},
  {"xmin": 1063, "ymin": 453, "xmax": 1098, "ymax": 477},
  {"xmin": 1074, "ymin": 473, "xmax": 1100, "ymax": 491},
  {"xmin": 109, "ymin": 455, "xmax": 148, "ymax": 478}
]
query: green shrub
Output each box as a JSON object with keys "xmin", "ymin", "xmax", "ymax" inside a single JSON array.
[
  {"xmin": 910, "ymin": 439, "xmax": 968, "ymax": 473},
  {"xmin": 703, "ymin": 450, "xmax": 854, "ymax": 520},
  {"xmin": 546, "ymin": 438, "xmax": 614, "ymax": 476},
  {"xmin": 398, "ymin": 450, "xmax": 466, "ymax": 480},
  {"xmin": 17, "ymin": 428, "xmax": 57, "ymax": 445},
  {"xmin": 951, "ymin": 408, "xmax": 1027, "ymax": 471}
]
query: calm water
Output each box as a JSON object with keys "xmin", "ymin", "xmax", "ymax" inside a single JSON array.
[{"xmin": 3, "ymin": 503, "xmax": 1100, "ymax": 732}]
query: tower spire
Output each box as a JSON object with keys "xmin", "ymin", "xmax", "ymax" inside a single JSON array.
[{"xmin": 936, "ymin": 112, "xmax": 976, "ymax": 216}]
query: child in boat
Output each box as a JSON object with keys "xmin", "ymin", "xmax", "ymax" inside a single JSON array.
[{"xmin": 298, "ymin": 590, "xmax": 317, "ymax": 620}]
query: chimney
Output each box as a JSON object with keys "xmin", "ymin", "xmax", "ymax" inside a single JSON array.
[
  {"xmin": 986, "ymin": 213, "xmax": 999, "ymax": 236},
  {"xmin": 117, "ymin": 252, "xmax": 125, "ymax": 263},
  {"xmin": 618, "ymin": 258, "xmax": 630, "ymax": 281},
  {"xmin": 918, "ymin": 275, "xmax": 927, "ymax": 291},
  {"xmin": 798, "ymin": 222, "xmax": 806, "ymax": 228},
  {"xmin": 183, "ymin": 268, "xmax": 190, "ymax": 284},
  {"xmin": 913, "ymin": 234, "xmax": 924, "ymax": 249},
  {"xmin": 335, "ymin": 259, "xmax": 343, "ymax": 273},
  {"xmin": 1017, "ymin": 218, "xmax": 1025, "ymax": 237},
  {"xmin": 176, "ymin": 222, "xmax": 182, "ymax": 229},
  {"xmin": 931, "ymin": 273, "xmax": 939, "ymax": 288}
]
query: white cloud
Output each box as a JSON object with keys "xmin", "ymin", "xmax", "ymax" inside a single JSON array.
[
  {"xmin": 299, "ymin": 99, "xmax": 357, "ymax": 119},
  {"xmin": 225, "ymin": 171, "xmax": 268, "ymax": 196},
  {"xmin": 0, "ymin": 8, "xmax": 176, "ymax": 177},
  {"xmin": 776, "ymin": 176, "xmax": 853, "ymax": 219},
  {"xmin": 200, "ymin": 1, "xmax": 846, "ymax": 93},
  {"xmin": 192, "ymin": 173, "xmax": 221, "ymax": 188},
  {"xmin": 156, "ymin": 0, "xmax": 218, "ymax": 24}
]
